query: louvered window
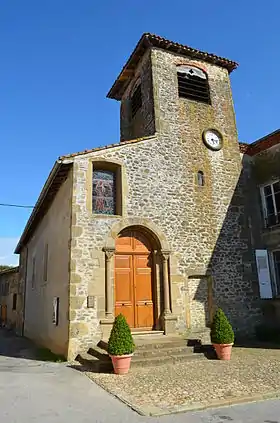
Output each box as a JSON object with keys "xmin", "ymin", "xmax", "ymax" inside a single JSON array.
[
  {"xmin": 131, "ymin": 84, "xmax": 142, "ymax": 117},
  {"xmin": 177, "ymin": 66, "xmax": 211, "ymax": 104}
]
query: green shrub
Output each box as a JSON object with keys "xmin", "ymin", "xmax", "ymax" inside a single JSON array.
[
  {"xmin": 210, "ymin": 308, "xmax": 234, "ymax": 344},
  {"xmin": 107, "ymin": 314, "xmax": 135, "ymax": 356}
]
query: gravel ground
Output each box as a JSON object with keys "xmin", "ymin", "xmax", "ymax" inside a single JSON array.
[{"xmin": 86, "ymin": 347, "xmax": 280, "ymax": 414}]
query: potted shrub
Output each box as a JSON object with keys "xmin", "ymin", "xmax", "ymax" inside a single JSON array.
[
  {"xmin": 211, "ymin": 308, "xmax": 234, "ymax": 360},
  {"xmin": 107, "ymin": 314, "xmax": 135, "ymax": 374}
]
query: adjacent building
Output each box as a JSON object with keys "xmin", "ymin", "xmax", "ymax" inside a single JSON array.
[
  {"xmin": 0, "ymin": 267, "xmax": 22, "ymax": 333},
  {"xmin": 14, "ymin": 34, "xmax": 280, "ymax": 360}
]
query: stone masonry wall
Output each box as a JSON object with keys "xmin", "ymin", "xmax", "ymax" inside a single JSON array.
[
  {"xmin": 120, "ymin": 50, "xmax": 155, "ymax": 141},
  {"xmin": 151, "ymin": 48, "xmax": 261, "ymax": 332},
  {"xmin": 67, "ymin": 47, "xmax": 262, "ymax": 358}
]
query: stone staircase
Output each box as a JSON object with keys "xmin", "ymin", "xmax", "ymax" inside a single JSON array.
[{"xmin": 76, "ymin": 329, "xmax": 213, "ymax": 373}]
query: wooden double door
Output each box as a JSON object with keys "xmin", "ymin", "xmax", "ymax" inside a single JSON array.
[{"xmin": 115, "ymin": 230, "xmax": 154, "ymax": 330}]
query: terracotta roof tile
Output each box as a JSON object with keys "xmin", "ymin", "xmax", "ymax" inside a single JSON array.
[
  {"xmin": 239, "ymin": 142, "xmax": 250, "ymax": 154},
  {"xmin": 0, "ymin": 266, "xmax": 19, "ymax": 275},
  {"xmin": 239, "ymin": 129, "xmax": 280, "ymax": 156}
]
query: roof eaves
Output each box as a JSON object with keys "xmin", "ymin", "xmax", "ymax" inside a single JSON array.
[
  {"xmin": 249, "ymin": 128, "xmax": 280, "ymax": 147},
  {"xmin": 239, "ymin": 129, "xmax": 280, "ymax": 156},
  {"xmin": 0, "ymin": 266, "xmax": 19, "ymax": 276},
  {"xmin": 107, "ymin": 33, "xmax": 149, "ymax": 100}
]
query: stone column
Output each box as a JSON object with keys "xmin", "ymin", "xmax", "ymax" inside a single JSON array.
[
  {"xmin": 104, "ymin": 248, "xmax": 115, "ymax": 319},
  {"xmin": 162, "ymin": 251, "xmax": 171, "ymax": 315}
]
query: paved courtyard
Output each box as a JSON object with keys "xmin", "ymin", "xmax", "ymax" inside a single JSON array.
[
  {"xmin": 86, "ymin": 346, "xmax": 280, "ymax": 416},
  {"xmin": 0, "ymin": 330, "xmax": 280, "ymax": 422}
]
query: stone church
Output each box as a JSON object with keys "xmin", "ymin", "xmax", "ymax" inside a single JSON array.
[{"xmin": 14, "ymin": 33, "xmax": 280, "ymax": 360}]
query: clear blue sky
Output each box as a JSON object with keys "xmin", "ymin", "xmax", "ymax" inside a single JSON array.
[{"xmin": 0, "ymin": 0, "xmax": 279, "ymax": 264}]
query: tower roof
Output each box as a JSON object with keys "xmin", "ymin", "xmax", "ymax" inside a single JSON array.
[{"xmin": 107, "ymin": 33, "xmax": 238, "ymax": 100}]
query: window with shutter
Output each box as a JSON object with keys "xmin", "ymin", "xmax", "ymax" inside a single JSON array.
[
  {"xmin": 255, "ymin": 249, "xmax": 273, "ymax": 298},
  {"xmin": 177, "ymin": 66, "xmax": 211, "ymax": 104}
]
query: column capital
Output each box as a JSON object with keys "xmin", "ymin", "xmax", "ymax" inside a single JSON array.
[
  {"xmin": 103, "ymin": 248, "xmax": 115, "ymax": 260},
  {"xmin": 161, "ymin": 250, "xmax": 171, "ymax": 261}
]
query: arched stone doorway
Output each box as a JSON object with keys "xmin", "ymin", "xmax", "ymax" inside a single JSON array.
[
  {"xmin": 115, "ymin": 228, "xmax": 155, "ymax": 330},
  {"xmin": 101, "ymin": 221, "xmax": 177, "ymax": 337}
]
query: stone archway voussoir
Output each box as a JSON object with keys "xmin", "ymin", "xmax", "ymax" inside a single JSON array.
[{"xmin": 104, "ymin": 217, "xmax": 170, "ymax": 252}]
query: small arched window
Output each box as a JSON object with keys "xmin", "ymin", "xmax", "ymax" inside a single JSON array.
[
  {"xmin": 177, "ymin": 66, "xmax": 211, "ymax": 104},
  {"xmin": 197, "ymin": 171, "xmax": 205, "ymax": 187}
]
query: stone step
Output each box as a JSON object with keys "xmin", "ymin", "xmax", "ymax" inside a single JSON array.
[
  {"xmin": 89, "ymin": 343, "xmax": 198, "ymax": 359},
  {"xmin": 132, "ymin": 330, "xmax": 164, "ymax": 336},
  {"xmin": 76, "ymin": 353, "xmax": 112, "ymax": 373},
  {"xmin": 78, "ymin": 331, "xmax": 213, "ymax": 373},
  {"xmin": 134, "ymin": 338, "xmax": 187, "ymax": 350},
  {"xmin": 133, "ymin": 345, "xmax": 195, "ymax": 358},
  {"xmin": 77, "ymin": 347, "xmax": 206, "ymax": 373},
  {"xmin": 98, "ymin": 337, "xmax": 188, "ymax": 352}
]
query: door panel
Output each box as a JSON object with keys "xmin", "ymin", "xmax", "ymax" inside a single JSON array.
[
  {"xmin": 134, "ymin": 233, "xmax": 151, "ymax": 253},
  {"xmin": 116, "ymin": 235, "xmax": 134, "ymax": 253},
  {"xmin": 115, "ymin": 255, "xmax": 134, "ymax": 327},
  {"xmin": 136, "ymin": 303, "xmax": 154, "ymax": 329},
  {"xmin": 134, "ymin": 255, "xmax": 154, "ymax": 329},
  {"xmin": 115, "ymin": 230, "xmax": 154, "ymax": 330}
]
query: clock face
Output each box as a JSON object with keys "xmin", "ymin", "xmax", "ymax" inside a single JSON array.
[{"xmin": 203, "ymin": 129, "xmax": 223, "ymax": 151}]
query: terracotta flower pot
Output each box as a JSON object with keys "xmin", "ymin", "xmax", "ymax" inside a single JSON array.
[
  {"xmin": 110, "ymin": 354, "xmax": 133, "ymax": 374},
  {"xmin": 213, "ymin": 343, "xmax": 233, "ymax": 360}
]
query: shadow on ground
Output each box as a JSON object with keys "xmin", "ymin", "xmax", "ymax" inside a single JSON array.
[{"xmin": 0, "ymin": 328, "xmax": 65, "ymax": 362}]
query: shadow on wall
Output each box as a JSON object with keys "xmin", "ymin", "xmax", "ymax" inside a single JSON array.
[{"xmin": 192, "ymin": 155, "xmax": 263, "ymax": 340}]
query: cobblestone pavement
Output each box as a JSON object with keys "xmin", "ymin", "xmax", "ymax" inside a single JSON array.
[{"xmin": 86, "ymin": 347, "xmax": 280, "ymax": 415}]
